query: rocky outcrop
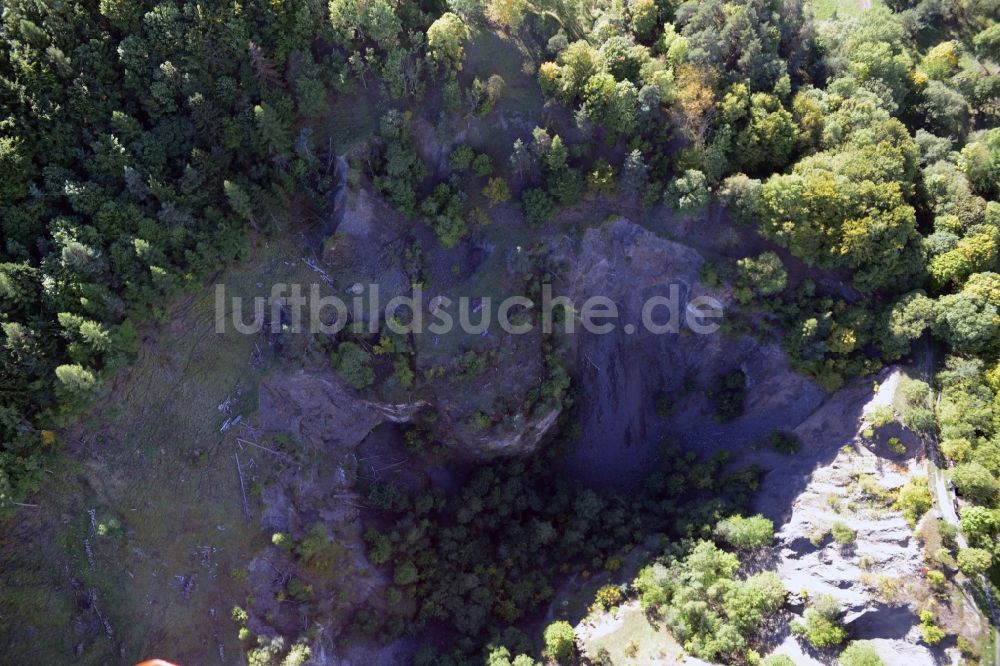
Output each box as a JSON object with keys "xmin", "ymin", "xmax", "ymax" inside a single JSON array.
[
  {"xmin": 758, "ymin": 368, "xmax": 983, "ymax": 665},
  {"xmin": 256, "ymin": 193, "xmax": 991, "ymax": 664},
  {"xmin": 574, "ymin": 368, "xmax": 987, "ymax": 665},
  {"xmin": 557, "ymin": 218, "xmax": 827, "ymax": 488}
]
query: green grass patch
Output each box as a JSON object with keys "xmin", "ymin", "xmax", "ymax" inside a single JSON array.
[{"xmin": 0, "ymin": 234, "xmax": 319, "ymax": 664}]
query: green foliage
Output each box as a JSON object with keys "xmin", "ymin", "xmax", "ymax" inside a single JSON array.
[
  {"xmin": 421, "ymin": 183, "xmax": 468, "ymax": 248},
  {"xmin": 666, "ymin": 169, "xmax": 711, "ymax": 215},
  {"xmin": 483, "ymin": 177, "xmax": 511, "ymax": 206},
  {"xmin": 765, "ymin": 430, "xmax": 801, "ymax": 455},
  {"xmin": 522, "ymin": 189, "xmax": 555, "ymax": 228},
  {"xmin": 329, "ymin": 0, "xmax": 402, "ymax": 52},
  {"xmin": 287, "ymin": 577, "xmax": 314, "ymax": 602},
  {"xmin": 364, "ymin": 528, "xmax": 393, "ymax": 565},
  {"xmin": 896, "ymin": 477, "xmax": 932, "ymax": 526},
  {"xmin": 427, "ymin": 13, "xmax": 469, "ymax": 70},
  {"xmin": 472, "ymin": 153, "xmax": 494, "ymax": 178},
  {"xmin": 246, "ymin": 636, "xmax": 311, "ymax": 666},
  {"xmin": 715, "ymin": 514, "xmax": 775, "ymax": 549},
  {"xmin": 960, "ymin": 505, "xmax": 997, "ymax": 547},
  {"xmin": 593, "ymin": 584, "xmax": 624, "ymax": 610},
  {"xmin": 792, "ymin": 594, "xmax": 848, "ymax": 649},
  {"xmin": 272, "ymin": 532, "xmax": 294, "ymax": 551},
  {"xmin": 917, "ymin": 609, "xmax": 946, "ymax": 645},
  {"xmin": 373, "ymin": 110, "xmax": 429, "ymax": 216},
  {"xmin": 926, "ymin": 569, "xmax": 946, "ymax": 592},
  {"xmin": 951, "ymin": 462, "xmax": 1000, "ymax": 505},
  {"xmin": 296, "ymin": 523, "xmax": 332, "ymax": 566},
  {"xmin": 332, "ymin": 342, "xmax": 375, "ymax": 390},
  {"xmin": 830, "ymin": 521, "xmax": 856, "ymax": 545},
  {"xmin": 762, "ymin": 656, "xmax": 795, "ymax": 666},
  {"xmin": 737, "ymin": 252, "xmax": 788, "ymax": 297},
  {"xmin": 582, "ymin": 72, "xmax": 638, "ymax": 135},
  {"xmin": 393, "ymin": 560, "xmax": 419, "ymax": 586},
  {"xmin": 757, "ymin": 102, "xmax": 924, "ymax": 294},
  {"xmin": 957, "ymin": 547, "xmax": 993, "ymax": 576},
  {"xmin": 543, "ymin": 621, "xmax": 576, "ymax": 662},
  {"xmin": 839, "ymin": 641, "xmax": 884, "ymax": 666},
  {"xmin": 710, "ymin": 370, "xmax": 746, "ymax": 422},
  {"xmin": 586, "ymin": 160, "xmax": 616, "ymax": 196},
  {"xmin": 359, "ymin": 440, "xmax": 760, "ymax": 654},
  {"xmin": 868, "ymin": 405, "xmax": 895, "ymax": 428},
  {"xmin": 619, "ymin": 150, "xmax": 648, "ymax": 197},
  {"xmin": 635, "ymin": 541, "xmax": 786, "ymax": 661},
  {"xmin": 295, "ymin": 77, "xmax": 328, "ymax": 118},
  {"xmin": 450, "ymin": 145, "xmax": 475, "ymax": 172}
]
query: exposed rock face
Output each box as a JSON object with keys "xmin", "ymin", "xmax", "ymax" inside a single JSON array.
[
  {"xmin": 321, "ymin": 187, "xmax": 412, "ymax": 310},
  {"xmin": 258, "ymin": 370, "xmax": 399, "ymax": 455},
  {"xmin": 317, "ymin": 184, "xmax": 561, "ymax": 457},
  {"xmin": 257, "ymin": 198, "xmax": 991, "ymax": 663},
  {"xmin": 574, "ymin": 368, "xmax": 987, "ymax": 665},
  {"xmin": 558, "ymin": 218, "xmax": 826, "ymax": 487},
  {"xmin": 758, "ymin": 368, "xmax": 983, "ymax": 665}
]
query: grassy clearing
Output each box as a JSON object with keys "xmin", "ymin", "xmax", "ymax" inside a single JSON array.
[
  {"xmin": 581, "ymin": 602, "xmax": 685, "ymax": 663},
  {"xmin": 0, "ymin": 234, "xmax": 320, "ymax": 664}
]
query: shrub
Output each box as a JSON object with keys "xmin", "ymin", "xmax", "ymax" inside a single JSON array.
[
  {"xmin": 737, "ymin": 251, "xmax": 788, "ymax": 296},
  {"xmin": 287, "ymin": 577, "xmax": 314, "ymax": 601},
  {"xmin": 394, "ymin": 560, "xmax": 419, "ymax": 586},
  {"xmin": 762, "ymin": 656, "xmax": 795, "ymax": 666},
  {"xmin": 941, "ymin": 437, "xmax": 972, "ymax": 462},
  {"xmin": 951, "ymin": 462, "xmax": 1000, "ymax": 505},
  {"xmin": 792, "ymin": 595, "xmax": 848, "ymax": 648},
  {"xmin": 449, "ymin": 144, "xmax": 474, "ymax": 171},
  {"xmin": 839, "ymin": 641, "xmax": 884, "ymax": 666},
  {"xmin": 957, "ymin": 546, "xmax": 993, "ymax": 576},
  {"xmin": 809, "ymin": 527, "xmax": 829, "ymax": 548},
  {"xmin": 332, "ymin": 342, "xmax": 375, "ymax": 390},
  {"xmin": 472, "ymin": 152, "xmax": 493, "ymax": 177},
  {"xmin": 666, "ymin": 169, "xmax": 710, "ymax": 215},
  {"xmin": 421, "ymin": 183, "xmax": 468, "ymax": 248},
  {"xmin": 926, "ymin": 569, "xmax": 946, "ymax": 592},
  {"xmin": 522, "ymin": 188, "xmax": 555, "ymax": 228},
  {"xmin": 918, "ymin": 610, "xmax": 945, "ymax": 644},
  {"xmin": 364, "ymin": 528, "xmax": 393, "ymax": 565},
  {"xmin": 272, "ymin": 532, "xmax": 293, "ymax": 551},
  {"xmin": 901, "ymin": 380, "xmax": 931, "ymax": 406},
  {"xmin": 482, "ymin": 177, "xmax": 510, "ymax": 205},
  {"xmin": 297, "ymin": 523, "xmax": 334, "ymax": 568},
  {"xmin": 831, "ymin": 521, "xmax": 856, "ymax": 545},
  {"xmin": 548, "ymin": 166, "xmax": 583, "ymax": 205},
  {"xmin": 902, "ymin": 407, "xmax": 936, "ymax": 433},
  {"xmin": 587, "ymin": 160, "xmax": 616, "ymax": 196},
  {"xmin": 868, "ymin": 405, "xmax": 895, "ymax": 428},
  {"xmin": 594, "ymin": 585, "xmax": 624, "ymax": 610},
  {"xmin": 896, "ymin": 477, "xmax": 932, "ymax": 526},
  {"xmin": 715, "ymin": 514, "xmax": 775, "ymax": 549},
  {"xmin": 543, "ymin": 620, "xmax": 576, "ymax": 662},
  {"xmin": 711, "ymin": 370, "xmax": 746, "ymax": 421},
  {"xmin": 766, "ymin": 430, "xmax": 801, "ymax": 454}
]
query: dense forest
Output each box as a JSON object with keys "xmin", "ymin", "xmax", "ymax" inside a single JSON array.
[{"xmin": 3, "ymin": 0, "xmax": 1000, "ymax": 663}]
